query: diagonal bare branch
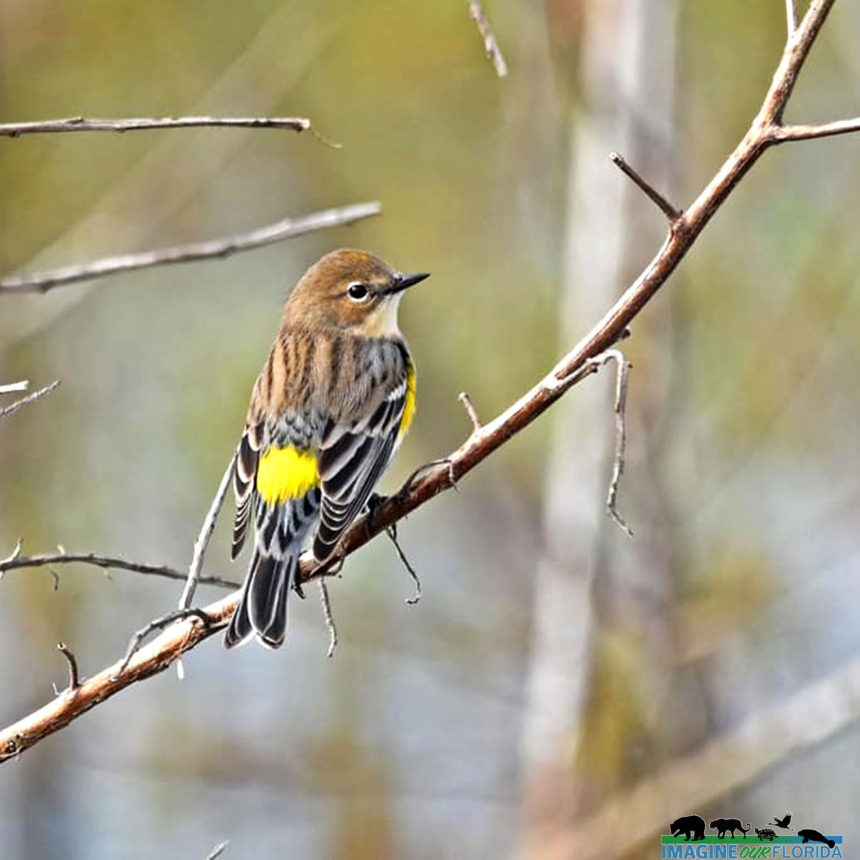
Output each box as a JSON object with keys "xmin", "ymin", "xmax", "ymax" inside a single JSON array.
[
  {"xmin": 0, "ymin": 0, "xmax": 855, "ymax": 766},
  {"xmin": 0, "ymin": 115, "xmax": 310, "ymax": 138},
  {"xmin": 178, "ymin": 455, "xmax": 238, "ymax": 610},
  {"xmin": 0, "ymin": 381, "xmax": 60, "ymax": 419},
  {"xmin": 468, "ymin": 1, "xmax": 508, "ymax": 78},
  {"xmin": 0, "ymin": 202, "xmax": 381, "ymax": 294}
]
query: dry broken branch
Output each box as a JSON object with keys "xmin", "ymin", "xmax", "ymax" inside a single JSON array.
[
  {"xmin": 0, "ymin": 0, "xmax": 856, "ymax": 765},
  {"xmin": 468, "ymin": 1, "xmax": 508, "ymax": 78},
  {"xmin": 0, "ymin": 202, "xmax": 381, "ymax": 294},
  {"xmin": 0, "ymin": 115, "xmax": 310, "ymax": 138},
  {"xmin": 0, "ymin": 548, "xmax": 238, "ymax": 590},
  {"xmin": 0, "ymin": 380, "xmax": 60, "ymax": 419}
]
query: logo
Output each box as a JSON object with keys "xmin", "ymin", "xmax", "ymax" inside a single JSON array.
[{"xmin": 661, "ymin": 811, "xmax": 843, "ymax": 858}]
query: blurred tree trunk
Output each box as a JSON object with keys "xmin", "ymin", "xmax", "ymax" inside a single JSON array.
[{"xmin": 520, "ymin": 1, "xmax": 683, "ymax": 855}]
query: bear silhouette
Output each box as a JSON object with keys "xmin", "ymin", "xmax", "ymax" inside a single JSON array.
[
  {"xmin": 710, "ymin": 818, "xmax": 750, "ymax": 839},
  {"xmin": 798, "ymin": 828, "xmax": 835, "ymax": 849},
  {"xmin": 670, "ymin": 815, "xmax": 706, "ymax": 842},
  {"xmin": 755, "ymin": 828, "xmax": 776, "ymax": 842}
]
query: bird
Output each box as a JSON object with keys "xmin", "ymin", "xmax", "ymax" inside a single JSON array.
[
  {"xmin": 223, "ymin": 249, "xmax": 428, "ymax": 649},
  {"xmin": 772, "ymin": 813, "xmax": 793, "ymax": 830}
]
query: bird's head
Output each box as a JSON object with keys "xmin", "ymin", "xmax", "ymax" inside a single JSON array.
[{"xmin": 285, "ymin": 249, "xmax": 429, "ymax": 336}]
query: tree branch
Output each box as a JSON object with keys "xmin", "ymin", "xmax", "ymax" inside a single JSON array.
[
  {"xmin": 0, "ymin": 549, "xmax": 238, "ymax": 590},
  {"xmin": 786, "ymin": 0, "xmax": 799, "ymax": 37},
  {"xmin": 771, "ymin": 117, "xmax": 860, "ymax": 142},
  {"xmin": 468, "ymin": 1, "xmax": 508, "ymax": 78},
  {"xmin": 0, "ymin": 115, "xmax": 310, "ymax": 138},
  {"xmin": 0, "ymin": 202, "xmax": 382, "ymax": 294},
  {"xmin": 178, "ymin": 455, "xmax": 238, "ymax": 610},
  {"xmin": 610, "ymin": 152, "xmax": 682, "ymax": 223},
  {"xmin": 0, "ymin": 0, "xmax": 855, "ymax": 765},
  {"xmin": 0, "ymin": 380, "xmax": 60, "ymax": 419}
]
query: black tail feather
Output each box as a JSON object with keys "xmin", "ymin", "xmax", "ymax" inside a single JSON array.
[{"xmin": 224, "ymin": 550, "xmax": 296, "ymax": 649}]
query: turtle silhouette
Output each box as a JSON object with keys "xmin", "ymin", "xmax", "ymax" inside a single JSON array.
[
  {"xmin": 772, "ymin": 812, "xmax": 793, "ymax": 830},
  {"xmin": 798, "ymin": 828, "xmax": 835, "ymax": 849},
  {"xmin": 755, "ymin": 828, "xmax": 776, "ymax": 842}
]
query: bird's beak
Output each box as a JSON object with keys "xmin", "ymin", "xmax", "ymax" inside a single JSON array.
[{"xmin": 387, "ymin": 271, "xmax": 430, "ymax": 295}]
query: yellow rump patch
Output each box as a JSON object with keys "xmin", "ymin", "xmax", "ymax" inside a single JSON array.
[
  {"xmin": 256, "ymin": 445, "xmax": 319, "ymax": 504},
  {"xmin": 398, "ymin": 360, "xmax": 417, "ymax": 440}
]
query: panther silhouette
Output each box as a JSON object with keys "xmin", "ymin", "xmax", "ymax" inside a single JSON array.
[{"xmin": 710, "ymin": 818, "xmax": 750, "ymax": 839}]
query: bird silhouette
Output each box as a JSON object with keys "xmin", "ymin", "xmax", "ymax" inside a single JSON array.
[{"xmin": 772, "ymin": 813, "xmax": 793, "ymax": 830}]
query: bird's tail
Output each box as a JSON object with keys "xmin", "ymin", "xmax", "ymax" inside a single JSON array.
[{"xmin": 224, "ymin": 549, "xmax": 297, "ymax": 649}]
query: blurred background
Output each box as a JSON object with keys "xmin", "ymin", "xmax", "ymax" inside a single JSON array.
[{"xmin": 2, "ymin": 0, "xmax": 860, "ymax": 857}]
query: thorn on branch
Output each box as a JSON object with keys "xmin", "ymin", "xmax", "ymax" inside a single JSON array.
[
  {"xmin": 0, "ymin": 538, "xmax": 23, "ymax": 577},
  {"xmin": 609, "ymin": 152, "xmax": 682, "ymax": 224},
  {"xmin": 458, "ymin": 392, "xmax": 483, "ymax": 433},
  {"xmin": 115, "ymin": 608, "xmax": 212, "ymax": 679},
  {"xmin": 384, "ymin": 525, "xmax": 422, "ymax": 605},
  {"xmin": 318, "ymin": 581, "xmax": 338, "ymax": 658},
  {"xmin": 56, "ymin": 642, "xmax": 80, "ymax": 693},
  {"xmin": 468, "ymin": 1, "xmax": 508, "ymax": 78}
]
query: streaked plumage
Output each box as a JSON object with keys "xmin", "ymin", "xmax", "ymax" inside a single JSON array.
[{"xmin": 224, "ymin": 249, "xmax": 427, "ymax": 649}]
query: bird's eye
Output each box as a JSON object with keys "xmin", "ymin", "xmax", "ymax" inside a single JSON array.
[{"xmin": 347, "ymin": 282, "xmax": 370, "ymax": 301}]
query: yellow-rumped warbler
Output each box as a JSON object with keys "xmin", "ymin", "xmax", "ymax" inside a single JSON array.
[{"xmin": 224, "ymin": 249, "xmax": 429, "ymax": 649}]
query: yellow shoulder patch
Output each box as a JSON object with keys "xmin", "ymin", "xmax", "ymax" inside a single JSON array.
[
  {"xmin": 256, "ymin": 445, "xmax": 319, "ymax": 504},
  {"xmin": 398, "ymin": 359, "xmax": 417, "ymax": 440}
]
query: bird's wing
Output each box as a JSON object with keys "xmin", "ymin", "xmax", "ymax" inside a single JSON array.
[
  {"xmin": 313, "ymin": 374, "xmax": 409, "ymax": 561},
  {"xmin": 231, "ymin": 419, "xmax": 264, "ymax": 560}
]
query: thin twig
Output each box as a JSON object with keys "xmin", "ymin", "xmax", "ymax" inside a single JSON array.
[
  {"xmin": 318, "ymin": 581, "xmax": 338, "ymax": 658},
  {"xmin": 0, "ymin": 115, "xmax": 310, "ymax": 138},
  {"xmin": 56, "ymin": 643, "xmax": 80, "ymax": 692},
  {"xmin": 786, "ymin": 0, "xmax": 799, "ymax": 36},
  {"xmin": 0, "ymin": 548, "xmax": 238, "ymax": 589},
  {"xmin": 771, "ymin": 117, "xmax": 860, "ymax": 142},
  {"xmin": 384, "ymin": 526, "xmax": 422, "ymax": 605},
  {"xmin": 458, "ymin": 392, "xmax": 483, "ymax": 432},
  {"xmin": 0, "ymin": 0, "xmax": 855, "ymax": 764},
  {"xmin": 0, "ymin": 381, "xmax": 28, "ymax": 395},
  {"xmin": 468, "ymin": 1, "xmax": 508, "ymax": 78},
  {"xmin": 589, "ymin": 350, "xmax": 633, "ymax": 537},
  {"xmin": 206, "ymin": 841, "xmax": 230, "ymax": 860},
  {"xmin": 610, "ymin": 152, "xmax": 682, "ymax": 223},
  {"xmin": 0, "ymin": 380, "xmax": 60, "ymax": 419},
  {"xmin": 179, "ymin": 455, "xmax": 238, "ymax": 611},
  {"xmin": 115, "ymin": 608, "xmax": 213, "ymax": 678},
  {"xmin": 0, "ymin": 202, "xmax": 382, "ymax": 294}
]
